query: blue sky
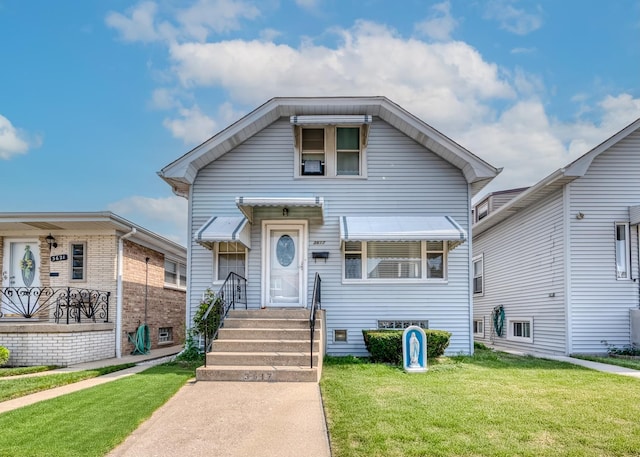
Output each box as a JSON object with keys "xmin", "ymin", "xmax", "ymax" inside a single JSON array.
[{"xmin": 1, "ymin": 0, "xmax": 639, "ymax": 245}]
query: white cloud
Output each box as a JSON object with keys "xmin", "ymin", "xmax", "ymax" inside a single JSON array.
[
  {"xmin": 105, "ymin": 1, "xmax": 167, "ymax": 43},
  {"xmin": 167, "ymin": 20, "xmax": 515, "ymax": 132},
  {"xmin": 163, "ymin": 105, "xmax": 218, "ymax": 144},
  {"xmin": 0, "ymin": 114, "xmax": 36, "ymax": 160},
  {"xmin": 176, "ymin": 0, "xmax": 260, "ymax": 41},
  {"xmin": 150, "ymin": 88, "xmax": 181, "ymax": 110},
  {"xmin": 414, "ymin": 1, "xmax": 458, "ymax": 41},
  {"xmin": 108, "ymin": 195, "xmax": 188, "ymax": 245},
  {"xmin": 484, "ymin": 0, "xmax": 543, "ymax": 35}
]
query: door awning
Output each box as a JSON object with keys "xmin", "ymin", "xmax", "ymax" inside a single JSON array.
[
  {"xmin": 236, "ymin": 196, "xmax": 324, "ymax": 223},
  {"xmin": 340, "ymin": 216, "xmax": 467, "ymax": 249},
  {"xmin": 194, "ymin": 216, "xmax": 251, "ymax": 249}
]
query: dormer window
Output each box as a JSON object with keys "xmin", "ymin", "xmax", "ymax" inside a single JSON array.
[{"xmin": 291, "ymin": 115, "xmax": 371, "ymax": 178}]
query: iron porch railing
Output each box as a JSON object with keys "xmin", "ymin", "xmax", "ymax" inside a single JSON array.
[
  {"xmin": 310, "ymin": 272, "xmax": 321, "ymax": 368},
  {"xmin": 0, "ymin": 287, "xmax": 110, "ymax": 323}
]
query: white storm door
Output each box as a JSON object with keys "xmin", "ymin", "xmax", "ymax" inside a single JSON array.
[
  {"xmin": 3, "ymin": 239, "xmax": 41, "ymax": 289},
  {"xmin": 263, "ymin": 223, "xmax": 307, "ymax": 307}
]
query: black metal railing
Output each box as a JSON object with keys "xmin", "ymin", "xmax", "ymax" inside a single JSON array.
[
  {"xmin": 0, "ymin": 287, "xmax": 110, "ymax": 323},
  {"xmin": 310, "ymin": 273, "xmax": 322, "ymax": 368},
  {"xmin": 202, "ymin": 272, "xmax": 247, "ymax": 366}
]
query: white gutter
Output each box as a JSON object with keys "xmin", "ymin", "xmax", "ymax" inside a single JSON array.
[{"xmin": 115, "ymin": 227, "xmax": 137, "ymax": 358}]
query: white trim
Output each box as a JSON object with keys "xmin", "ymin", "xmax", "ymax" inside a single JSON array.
[
  {"xmin": 261, "ymin": 220, "xmax": 308, "ymax": 308},
  {"xmin": 69, "ymin": 241, "xmax": 87, "ymax": 282},
  {"xmin": 563, "ymin": 183, "xmax": 573, "ymax": 355},
  {"xmin": 290, "ymin": 114, "xmax": 373, "ymax": 125},
  {"xmin": 506, "ymin": 317, "xmax": 534, "ymax": 343},
  {"xmin": 473, "ymin": 317, "xmax": 485, "ymax": 337}
]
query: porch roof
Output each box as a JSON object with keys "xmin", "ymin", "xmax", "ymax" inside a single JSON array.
[
  {"xmin": 340, "ymin": 216, "xmax": 467, "ymax": 250},
  {"xmin": 236, "ymin": 196, "xmax": 324, "ymax": 223},
  {"xmin": 194, "ymin": 216, "xmax": 251, "ymax": 249}
]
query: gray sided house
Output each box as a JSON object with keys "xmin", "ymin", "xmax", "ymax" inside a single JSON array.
[
  {"xmin": 160, "ymin": 97, "xmax": 500, "ymax": 356},
  {"xmin": 473, "ymin": 118, "xmax": 640, "ymax": 355}
]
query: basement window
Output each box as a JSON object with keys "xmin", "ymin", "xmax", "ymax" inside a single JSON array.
[
  {"xmin": 507, "ymin": 318, "xmax": 533, "ymax": 343},
  {"xmin": 334, "ymin": 329, "xmax": 348, "ymax": 342},
  {"xmin": 158, "ymin": 327, "xmax": 173, "ymax": 344}
]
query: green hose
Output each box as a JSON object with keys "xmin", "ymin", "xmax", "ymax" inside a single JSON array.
[
  {"xmin": 492, "ymin": 305, "xmax": 505, "ymax": 337},
  {"xmin": 131, "ymin": 324, "xmax": 151, "ymax": 355}
]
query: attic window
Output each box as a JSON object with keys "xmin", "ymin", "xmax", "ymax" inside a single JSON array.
[
  {"xmin": 291, "ymin": 115, "xmax": 372, "ymax": 178},
  {"xmin": 476, "ymin": 202, "xmax": 489, "ymax": 222}
]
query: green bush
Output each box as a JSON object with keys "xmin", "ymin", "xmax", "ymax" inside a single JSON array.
[
  {"xmin": 0, "ymin": 346, "xmax": 10, "ymax": 366},
  {"xmin": 193, "ymin": 288, "xmax": 223, "ymax": 340},
  {"xmin": 362, "ymin": 329, "xmax": 451, "ymax": 364}
]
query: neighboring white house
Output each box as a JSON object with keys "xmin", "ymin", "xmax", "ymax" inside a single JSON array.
[
  {"xmin": 159, "ymin": 96, "xmax": 500, "ymax": 356},
  {"xmin": 473, "ymin": 118, "xmax": 640, "ymax": 355}
]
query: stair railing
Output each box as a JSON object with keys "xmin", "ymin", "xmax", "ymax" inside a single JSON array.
[
  {"xmin": 309, "ymin": 273, "xmax": 322, "ymax": 368},
  {"xmin": 202, "ymin": 272, "xmax": 247, "ymax": 366}
]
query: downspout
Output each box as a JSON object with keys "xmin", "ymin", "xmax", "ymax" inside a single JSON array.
[{"xmin": 116, "ymin": 227, "xmax": 137, "ymax": 358}]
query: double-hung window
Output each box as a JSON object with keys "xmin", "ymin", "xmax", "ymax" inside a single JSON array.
[
  {"xmin": 165, "ymin": 259, "xmax": 187, "ymax": 289},
  {"xmin": 472, "ymin": 255, "xmax": 484, "ymax": 295},
  {"xmin": 217, "ymin": 241, "xmax": 246, "ymax": 281},
  {"xmin": 343, "ymin": 240, "xmax": 447, "ymax": 281},
  {"xmin": 615, "ymin": 222, "xmax": 630, "ymax": 279}
]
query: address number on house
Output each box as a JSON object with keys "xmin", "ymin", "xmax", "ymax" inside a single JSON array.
[{"xmin": 50, "ymin": 254, "xmax": 68, "ymax": 262}]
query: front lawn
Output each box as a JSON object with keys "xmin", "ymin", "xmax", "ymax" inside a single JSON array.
[
  {"xmin": 320, "ymin": 349, "xmax": 640, "ymax": 457},
  {"xmin": 0, "ymin": 361, "xmax": 198, "ymax": 457}
]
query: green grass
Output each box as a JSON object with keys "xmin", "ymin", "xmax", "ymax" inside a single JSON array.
[
  {"xmin": 320, "ymin": 349, "xmax": 640, "ymax": 457},
  {"xmin": 0, "ymin": 361, "xmax": 197, "ymax": 457},
  {"xmin": 0, "ymin": 365, "xmax": 59, "ymax": 377},
  {"xmin": 573, "ymin": 354, "xmax": 640, "ymax": 370},
  {"xmin": 0, "ymin": 363, "xmax": 135, "ymax": 402}
]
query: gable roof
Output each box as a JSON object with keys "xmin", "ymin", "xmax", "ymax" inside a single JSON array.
[
  {"xmin": 158, "ymin": 96, "xmax": 501, "ymax": 198},
  {"xmin": 474, "ymin": 117, "xmax": 640, "ymax": 236}
]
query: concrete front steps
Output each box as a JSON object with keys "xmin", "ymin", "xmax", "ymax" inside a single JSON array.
[{"xmin": 196, "ymin": 308, "xmax": 324, "ymax": 382}]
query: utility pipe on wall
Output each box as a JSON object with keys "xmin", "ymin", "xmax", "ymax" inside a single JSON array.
[{"xmin": 115, "ymin": 227, "xmax": 137, "ymax": 358}]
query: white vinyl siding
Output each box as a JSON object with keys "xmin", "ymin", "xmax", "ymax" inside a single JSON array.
[
  {"xmin": 188, "ymin": 116, "xmax": 472, "ymax": 356},
  {"xmin": 568, "ymin": 129, "xmax": 640, "ymax": 353},
  {"xmin": 473, "ymin": 189, "xmax": 565, "ymax": 354}
]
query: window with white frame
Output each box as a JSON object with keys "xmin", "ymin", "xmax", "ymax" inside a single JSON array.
[
  {"xmin": 297, "ymin": 126, "xmax": 366, "ymax": 177},
  {"xmin": 343, "ymin": 241, "xmax": 447, "ymax": 281},
  {"xmin": 476, "ymin": 201, "xmax": 489, "ymax": 222},
  {"xmin": 473, "ymin": 318, "xmax": 484, "ymax": 337},
  {"xmin": 472, "ymin": 255, "xmax": 484, "ymax": 295},
  {"xmin": 70, "ymin": 242, "xmax": 87, "ymax": 281},
  {"xmin": 217, "ymin": 242, "xmax": 246, "ymax": 281},
  {"xmin": 507, "ymin": 317, "xmax": 533, "ymax": 343},
  {"xmin": 615, "ymin": 222, "xmax": 630, "ymax": 279},
  {"xmin": 164, "ymin": 259, "xmax": 187, "ymax": 289}
]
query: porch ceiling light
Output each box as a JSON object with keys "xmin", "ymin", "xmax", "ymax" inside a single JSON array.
[{"xmin": 45, "ymin": 233, "xmax": 57, "ymax": 251}]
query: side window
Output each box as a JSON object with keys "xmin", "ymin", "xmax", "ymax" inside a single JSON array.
[
  {"xmin": 165, "ymin": 259, "xmax": 187, "ymax": 289},
  {"xmin": 70, "ymin": 242, "xmax": 87, "ymax": 281},
  {"xmin": 472, "ymin": 255, "xmax": 484, "ymax": 295},
  {"xmin": 476, "ymin": 202, "xmax": 489, "ymax": 222},
  {"xmin": 615, "ymin": 223, "xmax": 630, "ymax": 279}
]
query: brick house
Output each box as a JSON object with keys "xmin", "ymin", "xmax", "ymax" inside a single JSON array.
[{"xmin": 0, "ymin": 212, "xmax": 187, "ymax": 366}]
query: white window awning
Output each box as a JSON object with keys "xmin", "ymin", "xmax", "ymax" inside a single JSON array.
[
  {"xmin": 236, "ymin": 196, "xmax": 324, "ymax": 223},
  {"xmin": 194, "ymin": 216, "xmax": 251, "ymax": 249},
  {"xmin": 340, "ymin": 216, "xmax": 467, "ymax": 249}
]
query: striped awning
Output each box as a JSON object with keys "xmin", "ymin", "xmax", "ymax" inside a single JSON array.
[
  {"xmin": 194, "ymin": 216, "xmax": 251, "ymax": 249},
  {"xmin": 340, "ymin": 216, "xmax": 467, "ymax": 249}
]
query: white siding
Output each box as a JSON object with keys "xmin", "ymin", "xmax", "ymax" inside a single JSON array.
[
  {"xmin": 188, "ymin": 117, "xmax": 472, "ymax": 355},
  {"xmin": 568, "ymin": 129, "xmax": 640, "ymax": 353},
  {"xmin": 473, "ymin": 189, "xmax": 566, "ymax": 354}
]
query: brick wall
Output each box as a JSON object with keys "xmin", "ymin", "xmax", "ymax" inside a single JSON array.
[
  {"xmin": 0, "ymin": 323, "xmax": 115, "ymax": 366},
  {"xmin": 121, "ymin": 240, "xmax": 186, "ymax": 355}
]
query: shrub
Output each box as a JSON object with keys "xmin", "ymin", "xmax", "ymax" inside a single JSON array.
[
  {"xmin": 362, "ymin": 329, "xmax": 451, "ymax": 364},
  {"xmin": 193, "ymin": 288, "xmax": 223, "ymax": 340},
  {"xmin": 0, "ymin": 346, "xmax": 9, "ymax": 366}
]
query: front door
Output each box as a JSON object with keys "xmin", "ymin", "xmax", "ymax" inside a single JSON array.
[
  {"xmin": 2, "ymin": 239, "xmax": 41, "ymax": 289},
  {"xmin": 263, "ymin": 222, "xmax": 307, "ymax": 307}
]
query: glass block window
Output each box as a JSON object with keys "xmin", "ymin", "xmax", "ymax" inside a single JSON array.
[{"xmin": 70, "ymin": 242, "xmax": 86, "ymax": 281}]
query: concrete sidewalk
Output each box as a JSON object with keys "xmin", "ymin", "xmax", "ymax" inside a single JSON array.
[{"xmin": 107, "ymin": 381, "xmax": 332, "ymax": 457}]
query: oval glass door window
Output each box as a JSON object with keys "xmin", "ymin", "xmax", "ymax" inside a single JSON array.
[{"xmin": 276, "ymin": 235, "xmax": 295, "ymax": 267}]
